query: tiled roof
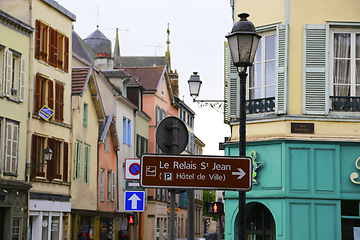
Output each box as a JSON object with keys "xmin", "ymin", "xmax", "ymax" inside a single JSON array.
[
  {"xmin": 122, "ymin": 66, "xmax": 165, "ymax": 91},
  {"xmin": 121, "ymin": 56, "xmax": 165, "ymax": 67},
  {"xmin": 72, "ymin": 67, "xmax": 90, "ymax": 95},
  {"xmin": 102, "ymin": 69, "xmax": 131, "ymax": 78}
]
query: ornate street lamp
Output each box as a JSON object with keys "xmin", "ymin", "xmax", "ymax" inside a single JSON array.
[
  {"xmin": 226, "ymin": 13, "xmax": 261, "ymax": 240},
  {"xmin": 27, "ymin": 146, "xmax": 53, "ymax": 177},
  {"xmin": 187, "ymin": 72, "xmax": 226, "ymax": 113},
  {"xmin": 43, "ymin": 146, "xmax": 53, "ymax": 162}
]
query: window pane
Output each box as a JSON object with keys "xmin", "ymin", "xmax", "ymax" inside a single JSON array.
[
  {"xmin": 357, "ymin": 86, "xmax": 360, "ymax": 96},
  {"xmin": 334, "ymin": 85, "xmax": 350, "ymax": 96},
  {"xmin": 334, "ymin": 33, "xmax": 351, "ymax": 58},
  {"xmin": 254, "ymin": 39, "xmax": 261, "ymax": 62},
  {"xmin": 249, "ymin": 88, "xmax": 261, "ymax": 99},
  {"xmin": 265, "ymin": 86, "xmax": 275, "ymax": 98},
  {"xmin": 265, "ymin": 35, "xmax": 276, "ymax": 60},
  {"xmin": 254, "ymin": 63, "xmax": 261, "ymax": 87},
  {"xmin": 265, "ymin": 61, "xmax": 275, "ymax": 86},
  {"xmin": 334, "ymin": 59, "xmax": 351, "ymax": 84}
]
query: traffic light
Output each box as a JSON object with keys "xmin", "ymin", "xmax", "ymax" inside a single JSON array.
[
  {"xmin": 206, "ymin": 202, "xmax": 224, "ymax": 215},
  {"xmin": 128, "ymin": 214, "xmax": 138, "ymax": 225}
]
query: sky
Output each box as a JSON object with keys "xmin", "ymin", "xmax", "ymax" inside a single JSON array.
[{"xmin": 59, "ymin": 0, "xmax": 233, "ymax": 155}]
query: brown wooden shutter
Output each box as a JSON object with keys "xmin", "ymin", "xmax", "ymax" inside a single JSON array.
[
  {"xmin": 48, "ymin": 79, "xmax": 54, "ymax": 110},
  {"xmin": 64, "ymin": 36, "xmax": 69, "ymax": 72},
  {"xmin": 34, "ymin": 74, "xmax": 41, "ymax": 114},
  {"xmin": 31, "ymin": 135, "xmax": 38, "ymax": 177},
  {"xmin": 47, "ymin": 138, "xmax": 55, "ymax": 180},
  {"xmin": 49, "ymin": 28, "xmax": 56, "ymax": 66},
  {"xmin": 63, "ymin": 142, "xmax": 68, "ymax": 182},
  {"xmin": 55, "ymin": 83, "xmax": 64, "ymax": 122},
  {"xmin": 35, "ymin": 20, "xmax": 41, "ymax": 59}
]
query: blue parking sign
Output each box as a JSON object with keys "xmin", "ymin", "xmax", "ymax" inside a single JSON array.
[{"xmin": 124, "ymin": 191, "xmax": 145, "ymax": 212}]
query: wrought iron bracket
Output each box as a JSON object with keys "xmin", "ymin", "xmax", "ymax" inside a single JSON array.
[{"xmin": 193, "ymin": 99, "xmax": 226, "ymax": 113}]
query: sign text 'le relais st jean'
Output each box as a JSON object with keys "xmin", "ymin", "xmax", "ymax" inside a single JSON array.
[{"xmin": 140, "ymin": 154, "xmax": 252, "ymax": 191}]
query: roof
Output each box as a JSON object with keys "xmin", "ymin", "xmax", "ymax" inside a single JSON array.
[
  {"xmin": 102, "ymin": 69, "xmax": 131, "ymax": 78},
  {"xmin": 121, "ymin": 56, "xmax": 165, "ymax": 67},
  {"xmin": 72, "ymin": 30, "xmax": 95, "ymax": 64},
  {"xmin": 122, "ymin": 66, "xmax": 166, "ymax": 91},
  {"xmin": 41, "ymin": 0, "xmax": 76, "ymax": 21},
  {"xmin": 84, "ymin": 29, "xmax": 112, "ymax": 56},
  {"xmin": 99, "ymin": 114, "xmax": 119, "ymax": 151},
  {"xmin": 72, "ymin": 67, "xmax": 91, "ymax": 95}
]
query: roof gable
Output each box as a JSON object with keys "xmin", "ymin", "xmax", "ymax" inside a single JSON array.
[{"xmin": 122, "ymin": 66, "xmax": 165, "ymax": 91}]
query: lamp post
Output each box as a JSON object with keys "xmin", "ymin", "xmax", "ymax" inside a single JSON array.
[
  {"xmin": 226, "ymin": 13, "xmax": 261, "ymax": 240},
  {"xmin": 188, "ymin": 72, "xmax": 226, "ymax": 113}
]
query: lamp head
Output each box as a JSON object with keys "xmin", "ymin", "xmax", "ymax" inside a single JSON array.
[
  {"xmin": 43, "ymin": 146, "xmax": 53, "ymax": 162},
  {"xmin": 187, "ymin": 72, "xmax": 202, "ymax": 100}
]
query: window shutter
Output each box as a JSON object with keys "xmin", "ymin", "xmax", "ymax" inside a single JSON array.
[
  {"xmin": 35, "ymin": 20, "xmax": 41, "ymax": 59},
  {"xmin": 5, "ymin": 123, "xmax": 13, "ymax": 172},
  {"xmin": 1, "ymin": 50, "xmax": 6, "ymax": 96},
  {"xmin": 223, "ymin": 41, "xmax": 230, "ymax": 123},
  {"xmin": 48, "ymin": 79, "xmax": 54, "ymax": 109},
  {"xmin": 111, "ymin": 172, "xmax": 116, "ymax": 201},
  {"xmin": 100, "ymin": 169, "xmax": 105, "ymax": 201},
  {"xmin": 64, "ymin": 36, "xmax": 69, "ymax": 72},
  {"xmin": 49, "ymin": 28, "xmax": 56, "ymax": 66},
  {"xmin": 5, "ymin": 50, "xmax": 12, "ymax": 97},
  {"xmin": 47, "ymin": 138, "xmax": 55, "ymax": 180},
  {"xmin": 225, "ymin": 43, "xmax": 240, "ymax": 121},
  {"xmin": 30, "ymin": 134, "xmax": 38, "ymax": 177},
  {"xmin": 19, "ymin": 57, "xmax": 26, "ymax": 102},
  {"xmin": 76, "ymin": 141, "xmax": 82, "ymax": 180},
  {"xmin": 303, "ymin": 24, "xmax": 328, "ymax": 114},
  {"xmin": 63, "ymin": 142, "xmax": 68, "ymax": 182},
  {"xmin": 276, "ymin": 24, "xmax": 288, "ymax": 114},
  {"xmin": 34, "ymin": 74, "xmax": 41, "ymax": 113},
  {"xmin": 136, "ymin": 134, "xmax": 140, "ymax": 157}
]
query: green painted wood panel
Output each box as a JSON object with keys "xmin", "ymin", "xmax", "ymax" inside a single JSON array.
[
  {"xmin": 289, "ymin": 202, "xmax": 311, "ymax": 240},
  {"xmin": 315, "ymin": 203, "xmax": 337, "ymax": 240},
  {"xmin": 314, "ymin": 148, "xmax": 336, "ymax": 193},
  {"xmin": 289, "ymin": 148, "xmax": 310, "ymax": 192}
]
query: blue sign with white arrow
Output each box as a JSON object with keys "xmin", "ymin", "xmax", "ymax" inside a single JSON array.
[{"xmin": 124, "ymin": 191, "xmax": 145, "ymax": 212}]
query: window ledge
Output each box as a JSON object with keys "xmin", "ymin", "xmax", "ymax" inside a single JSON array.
[
  {"xmin": 30, "ymin": 177, "xmax": 70, "ymax": 186},
  {"xmin": 3, "ymin": 172, "xmax": 17, "ymax": 177},
  {"xmin": 32, "ymin": 114, "xmax": 71, "ymax": 128},
  {"xmin": 6, "ymin": 97, "xmax": 20, "ymax": 104}
]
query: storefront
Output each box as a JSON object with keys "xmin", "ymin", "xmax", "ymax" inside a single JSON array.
[
  {"xmin": 224, "ymin": 140, "xmax": 360, "ymax": 240},
  {"xmin": 29, "ymin": 193, "xmax": 71, "ymax": 240},
  {"xmin": 0, "ymin": 180, "xmax": 31, "ymax": 240}
]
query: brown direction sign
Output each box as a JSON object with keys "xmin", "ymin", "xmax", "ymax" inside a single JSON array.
[{"xmin": 140, "ymin": 154, "xmax": 252, "ymax": 191}]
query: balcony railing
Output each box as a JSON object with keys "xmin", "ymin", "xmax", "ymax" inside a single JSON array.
[
  {"xmin": 330, "ymin": 96, "xmax": 360, "ymax": 112},
  {"xmin": 247, "ymin": 97, "xmax": 275, "ymax": 114}
]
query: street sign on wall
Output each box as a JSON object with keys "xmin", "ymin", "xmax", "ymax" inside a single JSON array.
[{"xmin": 140, "ymin": 154, "xmax": 252, "ymax": 191}]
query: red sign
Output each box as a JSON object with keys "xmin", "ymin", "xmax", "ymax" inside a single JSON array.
[{"xmin": 140, "ymin": 154, "xmax": 252, "ymax": 191}]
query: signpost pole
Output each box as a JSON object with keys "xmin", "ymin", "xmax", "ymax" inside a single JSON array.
[{"xmin": 169, "ymin": 118, "xmax": 178, "ymax": 240}]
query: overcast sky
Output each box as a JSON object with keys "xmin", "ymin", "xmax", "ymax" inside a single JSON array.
[{"xmin": 59, "ymin": 0, "xmax": 233, "ymax": 155}]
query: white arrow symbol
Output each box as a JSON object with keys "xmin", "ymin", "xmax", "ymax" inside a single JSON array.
[
  {"xmin": 232, "ymin": 168, "xmax": 246, "ymax": 179},
  {"xmin": 128, "ymin": 193, "xmax": 141, "ymax": 209}
]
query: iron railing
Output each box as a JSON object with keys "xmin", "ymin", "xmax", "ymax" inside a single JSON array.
[
  {"xmin": 246, "ymin": 97, "xmax": 275, "ymax": 114},
  {"xmin": 330, "ymin": 96, "xmax": 360, "ymax": 112}
]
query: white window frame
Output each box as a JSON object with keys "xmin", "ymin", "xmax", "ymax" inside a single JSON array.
[
  {"xmin": 83, "ymin": 144, "xmax": 90, "ymax": 183},
  {"xmin": 11, "ymin": 216, "xmax": 22, "ymax": 240},
  {"xmin": 4, "ymin": 121, "xmax": 19, "ymax": 174},
  {"xmin": 248, "ymin": 31, "xmax": 276, "ymax": 100},
  {"xmin": 111, "ymin": 171, "xmax": 115, "ymax": 201},
  {"xmin": 330, "ymin": 28, "xmax": 360, "ymax": 97}
]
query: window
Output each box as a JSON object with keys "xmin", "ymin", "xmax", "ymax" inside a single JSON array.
[
  {"xmin": 161, "ymin": 77, "xmax": 165, "ymax": 97},
  {"xmin": 123, "ymin": 117, "xmax": 131, "ymax": 146},
  {"xmin": 1, "ymin": 48, "xmax": 25, "ymax": 101},
  {"xmin": 107, "ymin": 170, "xmax": 115, "ymax": 201},
  {"xmin": 83, "ymin": 144, "xmax": 90, "ymax": 183},
  {"xmin": 104, "ymin": 131, "xmax": 110, "ymax": 153},
  {"xmin": 46, "ymin": 138, "xmax": 62, "ymax": 180},
  {"xmin": 30, "ymin": 134, "xmax": 68, "ymax": 180},
  {"xmin": 35, "ymin": 20, "xmax": 69, "ymax": 72},
  {"xmin": 11, "ymin": 217, "xmax": 21, "ymax": 240},
  {"xmin": 4, "ymin": 121, "xmax": 19, "ymax": 174},
  {"xmin": 55, "ymin": 82, "xmax": 64, "ymax": 122},
  {"xmin": 136, "ymin": 134, "xmax": 148, "ymax": 157},
  {"xmin": 100, "ymin": 168, "xmax": 105, "ymax": 201},
  {"xmin": 249, "ymin": 33, "xmax": 276, "ymax": 100},
  {"xmin": 331, "ymin": 30, "xmax": 360, "ymax": 97},
  {"xmin": 83, "ymin": 103, "xmax": 88, "ymax": 126},
  {"xmin": 34, "ymin": 74, "xmax": 64, "ymax": 122},
  {"xmin": 75, "ymin": 140, "xmax": 82, "ymax": 180}
]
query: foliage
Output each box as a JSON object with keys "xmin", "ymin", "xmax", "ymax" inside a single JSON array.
[{"xmin": 203, "ymin": 190, "xmax": 218, "ymax": 221}]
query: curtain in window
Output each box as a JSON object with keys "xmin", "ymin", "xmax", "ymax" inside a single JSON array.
[{"xmin": 333, "ymin": 33, "xmax": 351, "ymax": 96}]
